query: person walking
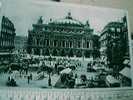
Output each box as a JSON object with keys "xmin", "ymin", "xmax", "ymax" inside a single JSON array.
[{"xmin": 28, "ymin": 76, "xmax": 30, "ymax": 84}]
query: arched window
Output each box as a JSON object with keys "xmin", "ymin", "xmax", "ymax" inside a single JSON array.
[
  {"xmin": 46, "ymin": 39, "xmax": 49, "ymax": 46},
  {"xmin": 43, "ymin": 39, "xmax": 45, "ymax": 46},
  {"xmin": 78, "ymin": 41, "xmax": 81, "ymax": 48},
  {"xmin": 37, "ymin": 39, "xmax": 39, "ymax": 45},
  {"xmin": 62, "ymin": 41, "xmax": 65, "ymax": 47},
  {"xmin": 40, "ymin": 39, "xmax": 43, "ymax": 46},
  {"xmin": 33, "ymin": 38, "xmax": 36, "ymax": 45},
  {"xmin": 69, "ymin": 41, "xmax": 73, "ymax": 48},
  {"xmin": 54, "ymin": 40, "xmax": 57, "ymax": 47},
  {"xmin": 87, "ymin": 41, "xmax": 89, "ymax": 48}
]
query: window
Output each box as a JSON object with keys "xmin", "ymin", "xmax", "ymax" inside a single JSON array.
[
  {"xmin": 62, "ymin": 41, "xmax": 65, "ymax": 47},
  {"xmin": 117, "ymin": 28, "xmax": 121, "ymax": 32},
  {"xmin": 46, "ymin": 40, "xmax": 49, "ymax": 46},
  {"xmin": 43, "ymin": 40, "xmax": 45, "ymax": 46},
  {"xmin": 66, "ymin": 41, "xmax": 69, "ymax": 47},
  {"xmin": 54, "ymin": 40, "xmax": 57, "ymax": 47},
  {"xmin": 69, "ymin": 41, "xmax": 73, "ymax": 48},
  {"xmin": 37, "ymin": 39, "xmax": 39, "ymax": 45},
  {"xmin": 40, "ymin": 39, "xmax": 43, "ymax": 46},
  {"xmin": 78, "ymin": 41, "xmax": 81, "ymax": 48},
  {"xmin": 87, "ymin": 41, "xmax": 89, "ymax": 48},
  {"xmin": 111, "ymin": 27, "xmax": 115, "ymax": 32}
]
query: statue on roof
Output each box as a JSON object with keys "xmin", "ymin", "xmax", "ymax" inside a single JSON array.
[
  {"xmin": 66, "ymin": 12, "xmax": 72, "ymax": 19},
  {"xmin": 86, "ymin": 20, "xmax": 90, "ymax": 27},
  {"xmin": 37, "ymin": 16, "xmax": 43, "ymax": 24}
]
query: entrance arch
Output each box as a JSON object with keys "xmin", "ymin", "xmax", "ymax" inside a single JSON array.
[
  {"xmin": 45, "ymin": 49, "xmax": 50, "ymax": 56},
  {"xmin": 76, "ymin": 50, "xmax": 82, "ymax": 57},
  {"xmin": 68, "ymin": 49, "xmax": 74, "ymax": 57},
  {"xmin": 52, "ymin": 49, "xmax": 58, "ymax": 56}
]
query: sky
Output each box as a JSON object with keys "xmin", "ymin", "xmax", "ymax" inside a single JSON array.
[{"xmin": 0, "ymin": 0, "xmax": 126, "ymax": 36}]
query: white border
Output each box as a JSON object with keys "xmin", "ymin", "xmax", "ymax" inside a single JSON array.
[{"xmin": 126, "ymin": 11, "xmax": 133, "ymax": 87}]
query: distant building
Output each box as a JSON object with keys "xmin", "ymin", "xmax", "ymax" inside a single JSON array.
[
  {"xmin": 131, "ymin": 33, "xmax": 133, "ymax": 56},
  {"xmin": 100, "ymin": 16, "xmax": 128, "ymax": 66},
  {"xmin": 0, "ymin": 16, "xmax": 16, "ymax": 63},
  {"xmin": 15, "ymin": 36, "xmax": 27, "ymax": 50},
  {"xmin": 27, "ymin": 12, "xmax": 100, "ymax": 58}
]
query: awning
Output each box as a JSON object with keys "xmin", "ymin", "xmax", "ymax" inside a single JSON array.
[
  {"xmin": 119, "ymin": 67, "xmax": 131, "ymax": 79},
  {"xmin": 60, "ymin": 68, "xmax": 72, "ymax": 74},
  {"xmin": 123, "ymin": 59, "xmax": 130, "ymax": 65},
  {"xmin": 100, "ymin": 47, "xmax": 107, "ymax": 52},
  {"xmin": 106, "ymin": 75, "xmax": 120, "ymax": 84},
  {"xmin": 58, "ymin": 65, "xmax": 65, "ymax": 68},
  {"xmin": 0, "ymin": 52, "xmax": 11, "ymax": 55},
  {"xmin": 29, "ymin": 64, "xmax": 39, "ymax": 67}
]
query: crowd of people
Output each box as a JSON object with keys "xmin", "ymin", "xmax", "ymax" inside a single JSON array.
[
  {"xmin": 4, "ymin": 55, "xmax": 128, "ymax": 88},
  {"xmin": 5, "ymin": 56, "xmax": 84, "ymax": 88}
]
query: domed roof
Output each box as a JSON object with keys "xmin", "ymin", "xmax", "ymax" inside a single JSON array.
[{"xmin": 49, "ymin": 12, "xmax": 83, "ymax": 26}]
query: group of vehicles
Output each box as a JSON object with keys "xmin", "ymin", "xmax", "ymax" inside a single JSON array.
[{"xmin": 0, "ymin": 53, "xmax": 122, "ymax": 88}]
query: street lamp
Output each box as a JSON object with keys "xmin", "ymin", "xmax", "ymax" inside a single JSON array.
[
  {"xmin": 49, "ymin": 55, "xmax": 52, "ymax": 66},
  {"xmin": 82, "ymin": 37, "xmax": 84, "ymax": 60}
]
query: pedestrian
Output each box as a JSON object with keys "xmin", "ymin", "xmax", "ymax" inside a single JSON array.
[
  {"xmin": 75, "ymin": 74, "xmax": 77, "ymax": 79},
  {"xmin": 30, "ymin": 73, "xmax": 32, "ymax": 80},
  {"xmin": 48, "ymin": 76, "xmax": 52, "ymax": 86},
  {"xmin": 28, "ymin": 76, "xmax": 30, "ymax": 84},
  {"xmin": 8, "ymin": 76, "xmax": 10, "ymax": 82}
]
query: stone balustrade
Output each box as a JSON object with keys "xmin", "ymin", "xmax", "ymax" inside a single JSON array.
[{"xmin": 0, "ymin": 87, "xmax": 133, "ymax": 100}]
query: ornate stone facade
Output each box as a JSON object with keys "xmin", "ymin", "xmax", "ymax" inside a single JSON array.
[
  {"xmin": 27, "ymin": 12, "xmax": 100, "ymax": 58},
  {"xmin": 0, "ymin": 16, "xmax": 16, "ymax": 62},
  {"xmin": 100, "ymin": 16, "xmax": 129, "ymax": 64},
  {"xmin": 0, "ymin": 16, "xmax": 16, "ymax": 51}
]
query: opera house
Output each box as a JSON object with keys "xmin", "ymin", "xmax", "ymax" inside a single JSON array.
[{"xmin": 27, "ymin": 12, "xmax": 100, "ymax": 58}]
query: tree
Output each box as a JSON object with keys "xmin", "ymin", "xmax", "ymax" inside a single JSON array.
[
  {"xmin": 106, "ymin": 43, "xmax": 112, "ymax": 64},
  {"xmin": 106, "ymin": 32, "xmax": 128, "ymax": 72},
  {"xmin": 92, "ymin": 35, "xmax": 100, "ymax": 50},
  {"xmin": 92, "ymin": 35, "xmax": 100, "ymax": 58}
]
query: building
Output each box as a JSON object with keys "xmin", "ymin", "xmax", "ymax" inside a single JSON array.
[
  {"xmin": 0, "ymin": 16, "xmax": 16, "ymax": 63},
  {"xmin": 100, "ymin": 16, "xmax": 129, "ymax": 67},
  {"xmin": 14, "ymin": 36, "xmax": 27, "ymax": 52},
  {"xmin": 27, "ymin": 12, "xmax": 100, "ymax": 58}
]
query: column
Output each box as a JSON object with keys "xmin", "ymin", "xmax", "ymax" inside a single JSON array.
[
  {"xmin": 65, "ymin": 41, "xmax": 66, "ymax": 48},
  {"xmin": 34, "ymin": 38, "xmax": 36, "ymax": 46},
  {"xmin": 89, "ymin": 41, "xmax": 91, "ymax": 49},
  {"xmin": 40, "ymin": 49, "xmax": 43, "ymax": 55},
  {"xmin": 32, "ymin": 48, "xmax": 34, "ymax": 55},
  {"xmin": 82, "ymin": 38, "xmax": 84, "ymax": 59},
  {"xmin": 90, "ymin": 40, "xmax": 92, "ymax": 49}
]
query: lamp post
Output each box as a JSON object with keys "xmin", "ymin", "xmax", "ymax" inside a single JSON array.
[
  {"xmin": 49, "ymin": 55, "xmax": 52, "ymax": 66},
  {"xmin": 82, "ymin": 37, "xmax": 84, "ymax": 60}
]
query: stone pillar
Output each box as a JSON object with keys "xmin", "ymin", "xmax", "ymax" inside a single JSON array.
[
  {"xmin": 34, "ymin": 38, "xmax": 36, "ymax": 46},
  {"xmin": 89, "ymin": 41, "xmax": 91, "ymax": 49},
  {"xmin": 90, "ymin": 40, "xmax": 93, "ymax": 49},
  {"xmin": 65, "ymin": 41, "xmax": 66, "ymax": 48},
  {"xmin": 40, "ymin": 49, "xmax": 43, "ymax": 55},
  {"xmin": 32, "ymin": 48, "xmax": 34, "ymax": 55}
]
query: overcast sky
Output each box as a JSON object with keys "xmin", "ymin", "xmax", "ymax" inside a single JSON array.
[{"xmin": 0, "ymin": 0, "xmax": 126, "ymax": 36}]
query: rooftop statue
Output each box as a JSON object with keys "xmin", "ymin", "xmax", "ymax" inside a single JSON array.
[{"xmin": 37, "ymin": 16, "xmax": 43, "ymax": 24}]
